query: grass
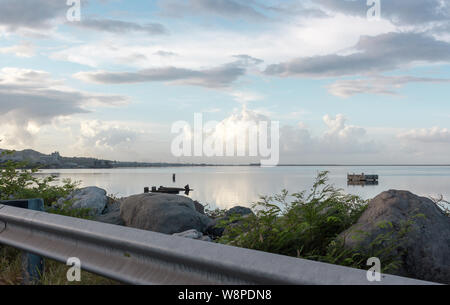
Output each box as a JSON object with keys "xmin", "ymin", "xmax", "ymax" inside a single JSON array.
[{"xmin": 0, "ymin": 245, "xmax": 119, "ymax": 285}]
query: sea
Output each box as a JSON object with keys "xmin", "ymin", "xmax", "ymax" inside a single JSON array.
[{"xmin": 38, "ymin": 166, "xmax": 450, "ymax": 210}]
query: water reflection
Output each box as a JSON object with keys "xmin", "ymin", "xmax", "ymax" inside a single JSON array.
[
  {"xmin": 37, "ymin": 166, "xmax": 450, "ymax": 210},
  {"xmin": 347, "ymin": 181, "xmax": 379, "ymax": 186}
]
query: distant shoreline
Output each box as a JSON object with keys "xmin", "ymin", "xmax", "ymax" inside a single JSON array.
[
  {"xmin": 4, "ymin": 149, "xmax": 450, "ymax": 169},
  {"xmin": 36, "ymin": 164, "xmax": 450, "ymax": 169}
]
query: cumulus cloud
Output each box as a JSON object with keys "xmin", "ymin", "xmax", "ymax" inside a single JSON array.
[
  {"xmin": 281, "ymin": 114, "xmax": 377, "ymax": 156},
  {"xmin": 74, "ymin": 55, "xmax": 263, "ymax": 88},
  {"xmin": 323, "ymin": 114, "xmax": 366, "ymax": 141},
  {"xmin": 328, "ymin": 75, "xmax": 450, "ymax": 98},
  {"xmin": 78, "ymin": 120, "xmax": 141, "ymax": 150},
  {"xmin": 73, "ymin": 19, "xmax": 168, "ymax": 35},
  {"xmin": 265, "ymin": 32, "xmax": 450, "ymax": 78},
  {"xmin": 196, "ymin": 109, "xmax": 378, "ymax": 161},
  {"xmin": 0, "ymin": 67, "xmax": 128, "ymax": 145},
  {"xmin": 398, "ymin": 127, "xmax": 450, "ymax": 143}
]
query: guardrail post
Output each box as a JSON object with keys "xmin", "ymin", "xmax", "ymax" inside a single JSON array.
[{"xmin": 0, "ymin": 199, "xmax": 45, "ymax": 284}]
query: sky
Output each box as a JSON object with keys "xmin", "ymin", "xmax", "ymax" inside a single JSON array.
[{"xmin": 0, "ymin": 0, "xmax": 450, "ymax": 164}]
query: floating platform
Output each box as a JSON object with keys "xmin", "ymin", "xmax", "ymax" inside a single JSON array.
[
  {"xmin": 144, "ymin": 185, "xmax": 193, "ymax": 195},
  {"xmin": 347, "ymin": 173, "xmax": 378, "ymax": 186}
]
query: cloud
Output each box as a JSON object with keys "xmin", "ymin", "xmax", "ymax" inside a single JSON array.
[
  {"xmin": 265, "ymin": 32, "xmax": 450, "ymax": 78},
  {"xmin": 314, "ymin": 0, "xmax": 450, "ymax": 26},
  {"xmin": 0, "ymin": 42, "xmax": 35, "ymax": 57},
  {"xmin": 159, "ymin": 0, "xmax": 329, "ymax": 22},
  {"xmin": 154, "ymin": 50, "xmax": 178, "ymax": 57},
  {"xmin": 323, "ymin": 114, "xmax": 366, "ymax": 140},
  {"xmin": 229, "ymin": 91, "xmax": 264, "ymax": 103},
  {"xmin": 281, "ymin": 114, "xmax": 377, "ymax": 156},
  {"xmin": 0, "ymin": 0, "xmax": 68, "ymax": 31},
  {"xmin": 73, "ymin": 19, "xmax": 168, "ymax": 35},
  {"xmin": 0, "ymin": 67, "xmax": 128, "ymax": 145},
  {"xmin": 49, "ymin": 12, "xmax": 394, "ymax": 71},
  {"xmin": 328, "ymin": 75, "xmax": 450, "ymax": 98},
  {"xmin": 398, "ymin": 127, "xmax": 450, "ymax": 143},
  {"xmin": 159, "ymin": 0, "xmax": 268, "ymax": 20},
  {"xmin": 78, "ymin": 120, "xmax": 141, "ymax": 150},
  {"xmin": 74, "ymin": 55, "xmax": 262, "ymax": 88}
]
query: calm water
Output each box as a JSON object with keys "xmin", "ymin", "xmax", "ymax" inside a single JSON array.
[{"xmin": 38, "ymin": 166, "xmax": 450, "ymax": 210}]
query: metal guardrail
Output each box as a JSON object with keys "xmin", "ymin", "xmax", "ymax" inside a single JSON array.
[
  {"xmin": 0, "ymin": 199, "xmax": 45, "ymax": 284},
  {"xmin": 0, "ymin": 204, "xmax": 437, "ymax": 285}
]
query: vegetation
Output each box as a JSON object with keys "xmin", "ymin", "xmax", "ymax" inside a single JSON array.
[
  {"xmin": 217, "ymin": 171, "xmax": 415, "ymax": 274},
  {"xmin": 0, "ymin": 150, "xmax": 117, "ymax": 285}
]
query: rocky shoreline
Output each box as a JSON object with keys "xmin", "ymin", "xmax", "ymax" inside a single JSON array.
[{"xmin": 55, "ymin": 187, "xmax": 450, "ymax": 284}]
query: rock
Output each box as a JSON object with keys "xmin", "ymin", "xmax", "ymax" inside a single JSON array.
[
  {"xmin": 120, "ymin": 193, "xmax": 214, "ymax": 235},
  {"xmin": 206, "ymin": 206, "xmax": 254, "ymax": 237},
  {"xmin": 340, "ymin": 190, "xmax": 450, "ymax": 284},
  {"xmin": 225, "ymin": 206, "xmax": 253, "ymax": 217},
  {"xmin": 57, "ymin": 186, "xmax": 108, "ymax": 216},
  {"xmin": 172, "ymin": 229, "xmax": 212, "ymax": 242}
]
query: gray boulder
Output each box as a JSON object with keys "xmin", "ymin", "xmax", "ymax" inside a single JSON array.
[
  {"xmin": 57, "ymin": 186, "xmax": 108, "ymax": 216},
  {"xmin": 340, "ymin": 190, "xmax": 450, "ymax": 284},
  {"xmin": 120, "ymin": 193, "xmax": 214, "ymax": 234}
]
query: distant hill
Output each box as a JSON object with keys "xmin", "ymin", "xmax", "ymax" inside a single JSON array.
[
  {"xmin": 0, "ymin": 149, "xmax": 187, "ymax": 169},
  {"xmin": 0, "ymin": 148, "xmax": 259, "ymax": 169}
]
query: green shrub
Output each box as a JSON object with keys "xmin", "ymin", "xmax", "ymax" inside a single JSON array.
[
  {"xmin": 218, "ymin": 171, "xmax": 411, "ymax": 273},
  {"xmin": 0, "ymin": 150, "xmax": 93, "ymax": 218}
]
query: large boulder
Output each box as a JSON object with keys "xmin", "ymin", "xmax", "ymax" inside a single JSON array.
[
  {"xmin": 120, "ymin": 193, "xmax": 214, "ymax": 234},
  {"xmin": 57, "ymin": 186, "xmax": 108, "ymax": 216},
  {"xmin": 340, "ymin": 190, "xmax": 450, "ymax": 284}
]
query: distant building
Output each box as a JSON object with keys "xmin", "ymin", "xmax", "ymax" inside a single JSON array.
[{"xmin": 51, "ymin": 152, "xmax": 61, "ymax": 162}]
